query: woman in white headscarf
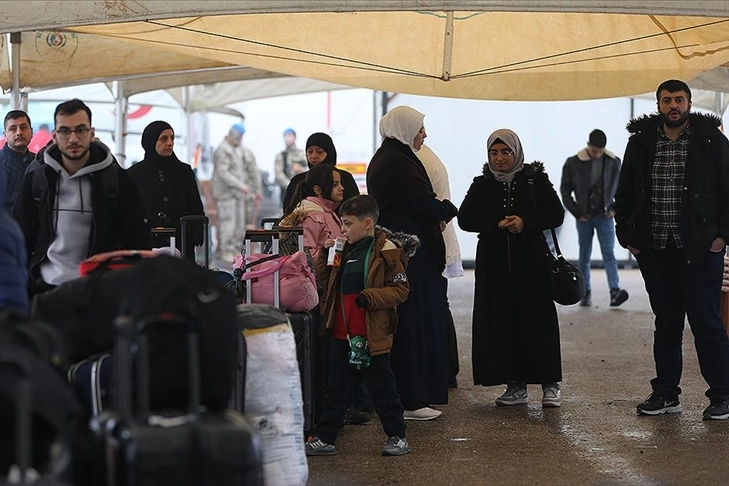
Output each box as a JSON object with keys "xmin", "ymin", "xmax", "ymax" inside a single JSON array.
[
  {"xmin": 458, "ymin": 128, "xmax": 565, "ymax": 408},
  {"xmin": 366, "ymin": 106, "xmax": 458, "ymax": 420}
]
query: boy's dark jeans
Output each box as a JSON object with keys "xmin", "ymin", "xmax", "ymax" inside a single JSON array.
[
  {"xmin": 313, "ymin": 338, "xmax": 406, "ymax": 444},
  {"xmin": 636, "ymin": 247, "xmax": 729, "ymax": 399}
]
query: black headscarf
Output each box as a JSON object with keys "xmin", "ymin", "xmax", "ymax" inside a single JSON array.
[
  {"xmin": 305, "ymin": 132, "xmax": 337, "ymax": 168},
  {"xmin": 141, "ymin": 120, "xmax": 181, "ymax": 164}
]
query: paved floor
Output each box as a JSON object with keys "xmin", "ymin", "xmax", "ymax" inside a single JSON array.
[{"xmin": 307, "ymin": 268, "xmax": 729, "ymax": 486}]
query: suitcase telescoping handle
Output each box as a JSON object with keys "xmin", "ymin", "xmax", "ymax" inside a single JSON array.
[
  {"xmin": 0, "ymin": 349, "xmax": 34, "ymax": 482},
  {"xmin": 243, "ymin": 227, "xmax": 304, "ymax": 307},
  {"xmin": 114, "ymin": 315, "xmax": 202, "ymax": 422},
  {"xmin": 180, "ymin": 215, "xmax": 210, "ymax": 268}
]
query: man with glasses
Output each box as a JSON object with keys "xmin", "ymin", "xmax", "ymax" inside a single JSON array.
[
  {"xmin": 1, "ymin": 110, "xmax": 35, "ymax": 213},
  {"xmin": 12, "ymin": 98, "xmax": 151, "ymax": 294},
  {"xmin": 561, "ymin": 129, "xmax": 628, "ymax": 307}
]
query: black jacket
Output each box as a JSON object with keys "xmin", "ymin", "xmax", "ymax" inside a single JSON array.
[
  {"xmin": 127, "ymin": 156, "xmax": 205, "ymax": 255},
  {"xmin": 458, "ymin": 162, "xmax": 564, "ymax": 385},
  {"xmin": 560, "ymin": 148, "xmax": 621, "ymax": 219},
  {"xmin": 12, "ymin": 142, "xmax": 152, "ymax": 285},
  {"xmin": 614, "ymin": 112, "xmax": 729, "ymax": 259}
]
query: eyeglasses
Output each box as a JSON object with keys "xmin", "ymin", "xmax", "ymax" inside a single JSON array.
[
  {"xmin": 488, "ymin": 148, "xmax": 515, "ymax": 158},
  {"xmin": 55, "ymin": 126, "xmax": 91, "ymax": 138}
]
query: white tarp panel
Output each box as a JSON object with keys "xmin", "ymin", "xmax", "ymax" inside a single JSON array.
[
  {"xmin": 2, "ymin": 1, "xmax": 729, "ymax": 33},
  {"xmin": 1, "ymin": 2, "xmax": 728, "ymax": 101},
  {"xmin": 69, "ymin": 11, "xmax": 729, "ymax": 101},
  {"xmin": 164, "ymin": 76, "xmax": 351, "ymax": 113},
  {"xmin": 6, "ymin": 30, "xmax": 232, "ymax": 91}
]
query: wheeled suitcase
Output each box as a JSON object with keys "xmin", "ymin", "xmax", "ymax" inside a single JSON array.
[
  {"xmin": 241, "ymin": 229, "xmax": 324, "ymax": 436},
  {"xmin": 100, "ymin": 314, "xmax": 263, "ymax": 486},
  {"xmin": 0, "ymin": 347, "xmax": 73, "ymax": 485},
  {"xmin": 180, "ymin": 215, "xmax": 209, "ymax": 266}
]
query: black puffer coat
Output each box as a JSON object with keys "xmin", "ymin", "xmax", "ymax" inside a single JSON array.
[{"xmin": 614, "ymin": 112, "xmax": 729, "ymax": 259}]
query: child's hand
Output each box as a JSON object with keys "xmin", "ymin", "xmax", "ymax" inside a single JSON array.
[
  {"xmin": 355, "ymin": 293, "xmax": 369, "ymax": 309},
  {"xmin": 323, "ymin": 238, "xmax": 336, "ymax": 248}
]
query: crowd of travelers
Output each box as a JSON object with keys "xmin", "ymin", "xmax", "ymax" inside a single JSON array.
[{"xmin": 1, "ymin": 78, "xmax": 729, "ymax": 478}]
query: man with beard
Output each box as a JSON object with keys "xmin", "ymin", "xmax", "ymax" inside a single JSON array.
[
  {"xmin": 12, "ymin": 99, "xmax": 151, "ymax": 295},
  {"xmin": 1, "ymin": 110, "xmax": 35, "ymax": 213},
  {"xmin": 615, "ymin": 79, "xmax": 729, "ymax": 420}
]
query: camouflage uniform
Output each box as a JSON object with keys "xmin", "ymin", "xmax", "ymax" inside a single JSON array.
[
  {"xmin": 274, "ymin": 145, "xmax": 307, "ymax": 199},
  {"xmin": 211, "ymin": 135, "xmax": 260, "ymax": 263}
]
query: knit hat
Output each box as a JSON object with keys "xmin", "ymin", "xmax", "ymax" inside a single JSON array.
[
  {"xmin": 232, "ymin": 123, "xmax": 245, "ymax": 135},
  {"xmin": 588, "ymin": 129, "xmax": 607, "ymax": 148},
  {"xmin": 283, "ymin": 128, "xmax": 296, "ymax": 137}
]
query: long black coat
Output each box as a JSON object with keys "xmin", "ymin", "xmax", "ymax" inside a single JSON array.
[
  {"xmin": 367, "ymin": 138, "xmax": 458, "ymax": 406},
  {"xmin": 127, "ymin": 158, "xmax": 205, "ymax": 258},
  {"xmin": 458, "ymin": 163, "xmax": 565, "ymax": 386}
]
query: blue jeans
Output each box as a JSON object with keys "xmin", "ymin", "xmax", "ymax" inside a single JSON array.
[
  {"xmin": 577, "ymin": 215, "xmax": 620, "ymax": 293},
  {"xmin": 635, "ymin": 247, "xmax": 729, "ymax": 399}
]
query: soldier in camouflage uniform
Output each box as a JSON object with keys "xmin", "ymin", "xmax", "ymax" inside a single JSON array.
[
  {"xmin": 273, "ymin": 128, "xmax": 307, "ymax": 208},
  {"xmin": 211, "ymin": 124, "xmax": 261, "ymax": 263}
]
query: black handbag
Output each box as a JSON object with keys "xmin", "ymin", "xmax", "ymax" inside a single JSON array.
[{"xmin": 545, "ymin": 228, "xmax": 586, "ymax": 306}]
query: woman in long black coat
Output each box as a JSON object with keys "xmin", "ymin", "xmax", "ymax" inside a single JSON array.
[
  {"xmin": 366, "ymin": 106, "xmax": 458, "ymax": 419},
  {"xmin": 458, "ymin": 129, "xmax": 565, "ymax": 408},
  {"xmin": 128, "ymin": 121, "xmax": 205, "ymax": 260}
]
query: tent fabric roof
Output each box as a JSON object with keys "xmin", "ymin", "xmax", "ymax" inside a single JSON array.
[
  {"xmin": 2, "ymin": 2, "xmax": 729, "ymax": 33},
  {"xmin": 69, "ymin": 11, "xmax": 729, "ymax": 101},
  {"xmin": 1, "ymin": 2, "xmax": 728, "ymax": 102}
]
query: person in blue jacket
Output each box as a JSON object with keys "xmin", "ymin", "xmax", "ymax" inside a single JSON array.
[{"xmin": 0, "ymin": 166, "xmax": 29, "ymax": 313}]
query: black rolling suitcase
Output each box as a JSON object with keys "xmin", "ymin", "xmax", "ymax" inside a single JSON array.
[
  {"xmin": 100, "ymin": 314, "xmax": 263, "ymax": 486},
  {"xmin": 241, "ymin": 228, "xmax": 323, "ymax": 436},
  {"xmin": 0, "ymin": 347, "xmax": 73, "ymax": 485}
]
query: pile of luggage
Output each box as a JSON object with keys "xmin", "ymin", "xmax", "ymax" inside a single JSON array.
[{"xmin": 0, "ymin": 216, "xmax": 319, "ymax": 485}]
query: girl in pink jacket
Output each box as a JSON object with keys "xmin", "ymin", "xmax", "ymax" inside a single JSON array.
[{"xmin": 286, "ymin": 164, "xmax": 345, "ymax": 260}]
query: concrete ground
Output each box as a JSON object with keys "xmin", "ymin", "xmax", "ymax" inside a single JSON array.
[{"xmin": 307, "ymin": 268, "xmax": 729, "ymax": 486}]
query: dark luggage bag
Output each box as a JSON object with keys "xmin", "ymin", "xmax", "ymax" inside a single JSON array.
[{"xmin": 99, "ymin": 314, "xmax": 263, "ymax": 486}]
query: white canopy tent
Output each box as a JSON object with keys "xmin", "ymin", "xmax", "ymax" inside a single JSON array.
[
  {"xmin": 0, "ymin": 1, "xmax": 728, "ymax": 101},
  {"xmin": 1, "ymin": 1, "xmax": 728, "ymax": 162}
]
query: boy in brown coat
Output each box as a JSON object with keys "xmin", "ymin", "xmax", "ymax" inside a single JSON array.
[{"xmin": 305, "ymin": 195, "xmax": 419, "ymax": 456}]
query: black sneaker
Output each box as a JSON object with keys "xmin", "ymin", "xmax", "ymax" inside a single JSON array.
[
  {"xmin": 579, "ymin": 291, "xmax": 592, "ymax": 307},
  {"xmin": 343, "ymin": 408, "xmax": 371, "ymax": 425},
  {"xmin": 636, "ymin": 392, "xmax": 682, "ymax": 415},
  {"xmin": 305, "ymin": 436, "xmax": 337, "ymax": 456},
  {"xmin": 703, "ymin": 396, "xmax": 729, "ymax": 420},
  {"xmin": 610, "ymin": 288, "xmax": 629, "ymax": 307}
]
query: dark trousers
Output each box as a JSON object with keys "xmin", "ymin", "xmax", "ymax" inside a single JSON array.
[
  {"xmin": 446, "ymin": 289, "xmax": 459, "ymax": 385},
  {"xmin": 313, "ymin": 339, "xmax": 406, "ymax": 444},
  {"xmin": 636, "ymin": 247, "xmax": 729, "ymax": 399}
]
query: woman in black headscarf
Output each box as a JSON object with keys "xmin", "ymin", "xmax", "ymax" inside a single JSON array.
[
  {"xmin": 127, "ymin": 120, "xmax": 205, "ymax": 260},
  {"xmin": 282, "ymin": 132, "xmax": 359, "ymax": 215},
  {"xmin": 458, "ymin": 128, "xmax": 565, "ymax": 408},
  {"xmin": 366, "ymin": 106, "xmax": 458, "ymax": 420}
]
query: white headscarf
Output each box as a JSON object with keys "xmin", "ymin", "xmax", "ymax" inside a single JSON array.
[
  {"xmin": 379, "ymin": 106, "xmax": 425, "ymax": 150},
  {"xmin": 486, "ymin": 128, "xmax": 525, "ymax": 183}
]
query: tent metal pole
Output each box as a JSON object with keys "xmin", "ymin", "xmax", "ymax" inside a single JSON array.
[
  {"xmin": 714, "ymin": 91, "xmax": 725, "ymax": 116},
  {"xmin": 10, "ymin": 33, "xmax": 21, "ymax": 110},
  {"xmin": 114, "ymin": 80, "xmax": 128, "ymax": 167},
  {"xmin": 441, "ymin": 11, "xmax": 454, "ymax": 81}
]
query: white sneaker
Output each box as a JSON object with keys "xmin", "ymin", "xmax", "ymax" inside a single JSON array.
[
  {"xmin": 495, "ymin": 383, "xmax": 528, "ymax": 406},
  {"xmin": 403, "ymin": 407, "xmax": 442, "ymax": 421},
  {"xmin": 542, "ymin": 387, "xmax": 562, "ymax": 408}
]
